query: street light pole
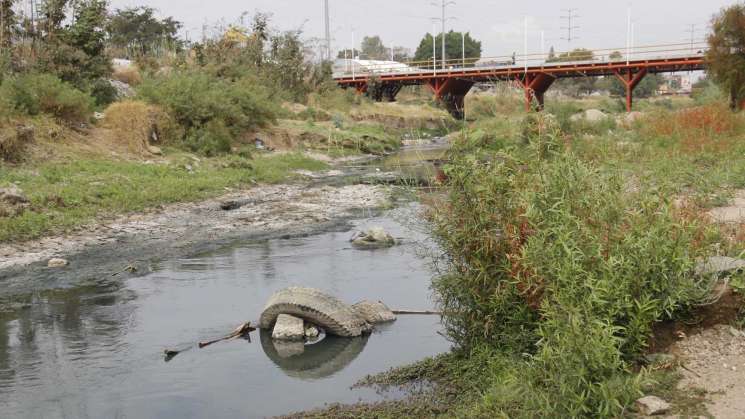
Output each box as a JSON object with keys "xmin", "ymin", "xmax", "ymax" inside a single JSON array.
[
  {"xmin": 626, "ymin": 5, "xmax": 631, "ymax": 65},
  {"xmin": 432, "ymin": 23, "xmax": 437, "ymax": 75},
  {"xmin": 462, "ymin": 31, "xmax": 465, "ymax": 67}
]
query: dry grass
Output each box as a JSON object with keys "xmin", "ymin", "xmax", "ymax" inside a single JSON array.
[
  {"xmin": 101, "ymin": 100, "xmax": 179, "ymax": 154},
  {"xmin": 639, "ymin": 103, "xmax": 744, "ymax": 154},
  {"xmin": 112, "ymin": 66, "xmax": 143, "ymax": 86},
  {"xmin": 0, "ymin": 122, "xmax": 33, "ymax": 163}
]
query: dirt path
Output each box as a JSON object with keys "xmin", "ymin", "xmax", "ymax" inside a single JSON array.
[
  {"xmin": 0, "ymin": 181, "xmax": 388, "ymax": 306},
  {"xmin": 674, "ymin": 324, "xmax": 745, "ymax": 418}
]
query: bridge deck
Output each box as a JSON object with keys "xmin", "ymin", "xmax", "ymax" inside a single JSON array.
[
  {"xmin": 332, "ymin": 46, "xmax": 707, "ymax": 117},
  {"xmin": 333, "ymin": 54, "xmax": 705, "ymax": 84}
]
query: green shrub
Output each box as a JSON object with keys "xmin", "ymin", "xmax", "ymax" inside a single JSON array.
[
  {"xmin": 137, "ymin": 72, "xmax": 278, "ymax": 154},
  {"xmin": 0, "ymin": 74, "xmax": 94, "ymax": 123},
  {"xmin": 89, "ymin": 79, "xmax": 119, "ymax": 107},
  {"xmin": 185, "ymin": 119, "xmax": 232, "ymax": 156},
  {"xmin": 430, "ymin": 116, "xmax": 716, "ymax": 416}
]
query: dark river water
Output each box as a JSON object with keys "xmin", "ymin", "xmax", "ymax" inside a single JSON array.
[{"xmin": 0, "ymin": 203, "xmax": 450, "ymax": 418}]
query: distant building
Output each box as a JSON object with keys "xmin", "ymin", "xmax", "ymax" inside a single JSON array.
[{"xmin": 659, "ymin": 74, "xmax": 693, "ymax": 95}]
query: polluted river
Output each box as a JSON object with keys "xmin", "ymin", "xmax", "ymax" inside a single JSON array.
[{"xmin": 0, "ymin": 139, "xmax": 451, "ymax": 418}]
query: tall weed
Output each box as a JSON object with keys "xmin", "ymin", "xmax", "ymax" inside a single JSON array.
[{"xmin": 430, "ymin": 115, "xmax": 716, "ymax": 416}]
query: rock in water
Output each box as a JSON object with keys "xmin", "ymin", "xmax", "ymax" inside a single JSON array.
[
  {"xmin": 272, "ymin": 314, "xmax": 305, "ymax": 341},
  {"xmin": 304, "ymin": 324, "xmax": 320, "ymax": 338},
  {"xmin": 353, "ymin": 301, "xmax": 397, "ymax": 324},
  {"xmin": 635, "ymin": 396, "xmax": 671, "ymax": 416},
  {"xmin": 351, "ymin": 227, "xmax": 396, "ymax": 249},
  {"xmin": 47, "ymin": 258, "xmax": 68, "ymax": 268}
]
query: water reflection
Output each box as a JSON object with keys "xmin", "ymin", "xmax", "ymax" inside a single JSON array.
[{"xmin": 260, "ymin": 329, "xmax": 369, "ymax": 380}]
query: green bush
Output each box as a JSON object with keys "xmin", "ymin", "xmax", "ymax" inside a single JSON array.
[
  {"xmin": 185, "ymin": 119, "xmax": 232, "ymax": 156},
  {"xmin": 137, "ymin": 72, "xmax": 278, "ymax": 155},
  {"xmin": 430, "ymin": 116, "xmax": 716, "ymax": 416},
  {"xmin": 0, "ymin": 74, "xmax": 94, "ymax": 123},
  {"xmin": 89, "ymin": 79, "xmax": 119, "ymax": 107}
]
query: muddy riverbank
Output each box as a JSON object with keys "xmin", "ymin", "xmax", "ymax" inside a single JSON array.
[{"xmin": 0, "ymin": 181, "xmax": 391, "ymax": 305}]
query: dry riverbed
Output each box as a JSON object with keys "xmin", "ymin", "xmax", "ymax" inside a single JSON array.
[{"xmin": 0, "ymin": 181, "xmax": 389, "ymax": 306}]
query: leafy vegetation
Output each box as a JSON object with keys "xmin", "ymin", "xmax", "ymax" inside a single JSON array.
[
  {"xmin": 707, "ymin": 3, "xmax": 745, "ymax": 110},
  {"xmin": 0, "ymin": 73, "xmax": 93, "ymax": 123},
  {"xmin": 414, "ymin": 30, "xmax": 482, "ymax": 63},
  {"xmin": 137, "ymin": 72, "xmax": 278, "ymax": 155}
]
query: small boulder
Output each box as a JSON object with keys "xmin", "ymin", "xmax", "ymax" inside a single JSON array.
[
  {"xmin": 0, "ymin": 186, "xmax": 29, "ymax": 206},
  {"xmin": 147, "ymin": 145, "xmax": 163, "ymax": 156},
  {"xmin": 351, "ymin": 227, "xmax": 396, "ymax": 249},
  {"xmin": 47, "ymin": 258, "xmax": 68, "ymax": 268},
  {"xmin": 272, "ymin": 314, "xmax": 305, "ymax": 341},
  {"xmin": 570, "ymin": 109, "xmax": 608, "ymax": 123},
  {"xmin": 353, "ymin": 301, "xmax": 397, "ymax": 324},
  {"xmin": 0, "ymin": 186, "xmax": 30, "ymax": 217},
  {"xmin": 635, "ymin": 396, "xmax": 671, "ymax": 416},
  {"xmin": 304, "ymin": 324, "xmax": 320, "ymax": 338}
]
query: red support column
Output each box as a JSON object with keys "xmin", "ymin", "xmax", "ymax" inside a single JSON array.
[
  {"xmin": 613, "ymin": 68, "xmax": 647, "ymax": 112},
  {"xmin": 426, "ymin": 77, "xmax": 474, "ymax": 119},
  {"xmin": 518, "ymin": 73, "xmax": 555, "ymax": 112}
]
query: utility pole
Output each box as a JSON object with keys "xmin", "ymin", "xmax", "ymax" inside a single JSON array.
[
  {"xmin": 560, "ymin": 8, "xmax": 580, "ymax": 46},
  {"xmin": 684, "ymin": 24, "xmax": 704, "ymax": 54},
  {"xmin": 432, "ymin": 0, "xmax": 455, "ymax": 69},
  {"xmin": 323, "ymin": 0, "xmax": 331, "ymax": 61}
]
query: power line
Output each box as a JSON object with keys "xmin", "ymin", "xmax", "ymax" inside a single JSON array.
[{"xmin": 560, "ymin": 8, "xmax": 580, "ymax": 46}]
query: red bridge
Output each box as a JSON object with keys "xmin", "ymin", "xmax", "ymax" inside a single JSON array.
[{"xmin": 333, "ymin": 42, "xmax": 707, "ymax": 118}]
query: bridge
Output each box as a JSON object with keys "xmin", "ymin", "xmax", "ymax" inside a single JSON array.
[{"xmin": 333, "ymin": 42, "xmax": 707, "ymax": 118}]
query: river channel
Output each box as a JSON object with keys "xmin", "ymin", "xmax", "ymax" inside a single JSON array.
[{"xmin": 0, "ymin": 142, "xmax": 451, "ymax": 418}]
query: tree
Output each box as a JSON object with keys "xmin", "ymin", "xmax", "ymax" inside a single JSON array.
[
  {"xmin": 414, "ymin": 31, "xmax": 481, "ymax": 64},
  {"xmin": 268, "ymin": 30, "xmax": 307, "ymax": 101},
  {"xmin": 0, "ymin": 0, "xmax": 16, "ymax": 48},
  {"xmin": 706, "ymin": 4, "xmax": 745, "ymax": 110},
  {"xmin": 107, "ymin": 7, "xmax": 182, "ymax": 57},
  {"xmin": 547, "ymin": 46, "xmax": 556, "ymax": 61},
  {"xmin": 609, "ymin": 50, "xmax": 623, "ymax": 61},
  {"xmin": 597, "ymin": 73, "xmax": 662, "ymax": 98},
  {"xmin": 549, "ymin": 49, "xmax": 597, "ymax": 97},
  {"xmin": 31, "ymin": 0, "xmax": 112, "ymax": 98},
  {"xmin": 40, "ymin": 0, "xmax": 68, "ymax": 38},
  {"xmin": 360, "ymin": 35, "xmax": 387, "ymax": 60},
  {"xmin": 548, "ymin": 48, "xmax": 594, "ymax": 63},
  {"xmin": 63, "ymin": 0, "xmax": 110, "ymax": 82}
]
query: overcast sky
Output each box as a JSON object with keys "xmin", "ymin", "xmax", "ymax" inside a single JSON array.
[{"xmin": 108, "ymin": 0, "xmax": 739, "ymax": 58}]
